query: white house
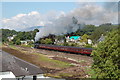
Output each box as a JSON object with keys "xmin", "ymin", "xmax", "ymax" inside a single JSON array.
[
  {"xmin": 88, "ymin": 39, "xmax": 92, "ymax": 44},
  {"xmin": 54, "ymin": 39, "xmax": 64, "ymax": 45},
  {"xmin": 20, "ymin": 40, "xmax": 34, "ymax": 45},
  {"xmin": 0, "ymin": 71, "xmax": 16, "ymax": 80},
  {"xmin": 7, "ymin": 35, "xmax": 16, "ymax": 41}
]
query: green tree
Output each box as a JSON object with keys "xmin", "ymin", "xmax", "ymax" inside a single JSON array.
[
  {"xmin": 1, "ymin": 29, "xmax": 17, "ymax": 42},
  {"xmin": 45, "ymin": 38, "xmax": 53, "ymax": 44},
  {"xmin": 80, "ymin": 34, "xmax": 89, "ymax": 44},
  {"xmin": 90, "ymin": 24, "xmax": 118, "ymax": 43},
  {"xmin": 40, "ymin": 39, "xmax": 45, "ymax": 44},
  {"xmin": 40, "ymin": 38, "xmax": 53, "ymax": 44},
  {"xmin": 92, "ymin": 30, "xmax": 120, "ymax": 78},
  {"xmin": 15, "ymin": 39, "xmax": 21, "ymax": 45},
  {"xmin": 73, "ymin": 24, "xmax": 96, "ymax": 36}
]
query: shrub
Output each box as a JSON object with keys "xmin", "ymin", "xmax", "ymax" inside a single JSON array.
[{"xmin": 92, "ymin": 30, "xmax": 120, "ymax": 78}]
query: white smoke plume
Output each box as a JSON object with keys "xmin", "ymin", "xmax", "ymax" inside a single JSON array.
[
  {"xmin": 35, "ymin": 16, "xmax": 81, "ymax": 41},
  {"xmin": 35, "ymin": 3, "xmax": 118, "ymax": 41}
]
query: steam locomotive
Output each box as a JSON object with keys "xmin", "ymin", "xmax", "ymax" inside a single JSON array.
[{"xmin": 34, "ymin": 44, "xmax": 93, "ymax": 55}]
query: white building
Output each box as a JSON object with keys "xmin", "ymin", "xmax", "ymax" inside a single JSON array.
[
  {"xmin": 7, "ymin": 35, "xmax": 16, "ymax": 41},
  {"xmin": 20, "ymin": 40, "xmax": 34, "ymax": 45},
  {"xmin": 88, "ymin": 39, "xmax": 92, "ymax": 44},
  {"xmin": 0, "ymin": 71, "xmax": 16, "ymax": 80}
]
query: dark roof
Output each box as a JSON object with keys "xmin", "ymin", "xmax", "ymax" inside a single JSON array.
[{"xmin": 1, "ymin": 50, "xmax": 43, "ymax": 77}]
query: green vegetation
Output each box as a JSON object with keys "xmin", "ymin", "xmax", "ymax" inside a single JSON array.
[
  {"xmin": 12, "ymin": 29, "xmax": 39, "ymax": 45},
  {"xmin": 45, "ymin": 72, "xmax": 73, "ymax": 78},
  {"xmin": 3, "ymin": 45, "xmax": 72, "ymax": 70},
  {"xmin": 86, "ymin": 68, "xmax": 97, "ymax": 78},
  {"xmin": 59, "ymin": 73, "xmax": 73, "ymax": 77},
  {"xmin": 2, "ymin": 29, "xmax": 39, "ymax": 45},
  {"xmin": 9, "ymin": 45, "xmax": 17, "ymax": 49},
  {"xmin": 84, "ymin": 44, "xmax": 93, "ymax": 48},
  {"xmin": 33, "ymin": 53, "xmax": 71, "ymax": 68},
  {"xmin": 92, "ymin": 30, "xmax": 120, "ymax": 78},
  {"xmin": 2, "ymin": 23, "xmax": 119, "ymax": 78},
  {"xmin": 90, "ymin": 23, "xmax": 118, "ymax": 43},
  {"xmin": 72, "ymin": 24, "xmax": 96, "ymax": 36},
  {"xmin": 40, "ymin": 38, "xmax": 53, "ymax": 44},
  {"xmin": 44, "ymin": 74, "xmax": 62, "ymax": 78},
  {"xmin": 15, "ymin": 39, "xmax": 21, "ymax": 45},
  {"xmin": 2, "ymin": 29, "xmax": 17, "ymax": 42},
  {"xmin": 21, "ymin": 44, "xmax": 33, "ymax": 48},
  {"xmin": 1, "ymin": 23, "xmax": 118, "ymax": 47},
  {"xmin": 80, "ymin": 34, "xmax": 89, "ymax": 44},
  {"xmin": 54, "ymin": 23, "xmax": 118, "ymax": 47}
]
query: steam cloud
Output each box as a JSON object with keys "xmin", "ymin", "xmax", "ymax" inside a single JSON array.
[
  {"xmin": 35, "ymin": 16, "xmax": 82, "ymax": 41},
  {"xmin": 35, "ymin": 3, "xmax": 118, "ymax": 41}
]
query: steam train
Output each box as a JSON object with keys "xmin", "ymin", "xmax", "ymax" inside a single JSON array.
[{"xmin": 34, "ymin": 44, "xmax": 93, "ymax": 55}]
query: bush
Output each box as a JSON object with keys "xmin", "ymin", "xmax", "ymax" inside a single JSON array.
[
  {"xmin": 84, "ymin": 44, "xmax": 92, "ymax": 48},
  {"xmin": 15, "ymin": 39, "xmax": 21, "ymax": 45},
  {"xmin": 92, "ymin": 30, "xmax": 120, "ymax": 78}
]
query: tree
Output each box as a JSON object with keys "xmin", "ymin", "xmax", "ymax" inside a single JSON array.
[
  {"xmin": 40, "ymin": 38, "xmax": 53, "ymax": 44},
  {"xmin": 1, "ymin": 29, "xmax": 17, "ymax": 42},
  {"xmin": 90, "ymin": 24, "xmax": 118, "ymax": 43},
  {"xmin": 15, "ymin": 39, "xmax": 21, "ymax": 45},
  {"xmin": 45, "ymin": 38, "xmax": 53, "ymax": 44},
  {"xmin": 92, "ymin": 30, "xmax": 120, "ymax": 78},
  {"xmin": 40, "ymin": 39, "xmax": 45, "ymax": 44},
  {"xmin": 80, "ymin": 34, "xmax": 89, "ymax": 44}
]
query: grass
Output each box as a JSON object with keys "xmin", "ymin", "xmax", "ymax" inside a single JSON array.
[
  {"xmin": 59, "ymin": 73, "xmax": 73, "ymax": 77},
  {"xmin": 9, "ymin": 45, "xmax": 18, "ymax": 49},
  {"xmin": 78, "ymin": 60, "xmax": 86, "ymax": 63},
  {"xmin": 0, "ymin": 42, "xmax": 2, "ymax": 47},
  {"xmin": 44, "ymin": 73, "xmax": 62, "ymax": 78},
  {"xmin": 44, "ymin": 73, "xmax": 73, "ymax": 78},
  {"xmin": 88, "ymin": 69, "xmax": 97, "ymax": 78},
  {"xmin": 21, "ymin": 44, "xmax": 33, "ymax": 48},
  {"xmin": 3, "ymin": 45, "xmax": 71, "ymax": 69},
  {"xmin": 32, "ymin": 53, "xmax": 71, "ymax": 68},
  {"xmin": 85, "ymin": 66, "xmax": 97, "ymax": 78}
]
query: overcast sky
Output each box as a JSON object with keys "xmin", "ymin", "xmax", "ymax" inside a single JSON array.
[{"xmin": 1, "ymin": 1, "xmax": 119, "ymax": 31}]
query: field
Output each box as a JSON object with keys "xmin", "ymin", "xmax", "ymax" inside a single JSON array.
[{"xmin": 2, "ymin": 45, "xmax": 93, "ymax": 79}]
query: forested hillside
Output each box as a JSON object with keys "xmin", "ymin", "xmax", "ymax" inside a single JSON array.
[
  {"xmin": 1, "ymin": 29, "xmax": 39, "ymax": 44},
  {"xmin": 1, "ymin": 29, "xmax": 18, "ymax": 42},
  {"xmin": 1, "ymin": 23, "xmax": 118, "ymax": 45}
]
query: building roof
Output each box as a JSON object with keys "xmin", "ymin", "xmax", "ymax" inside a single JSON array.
[
  {"xmin": 98, "ymin": 34, "xmax": 105, "ymax": 42},
  {"xmin": 69, "ymin": 36, "xmax": 81, "ymax": 40},
  {"xmin": 1, "ymin": 50, "xmax": 43, "ymax": 77}
]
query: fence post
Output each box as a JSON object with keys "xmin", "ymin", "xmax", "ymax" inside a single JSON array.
[{"xmin": 33, "ymin": 75, "xmax": 37, "ymax": 80}]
